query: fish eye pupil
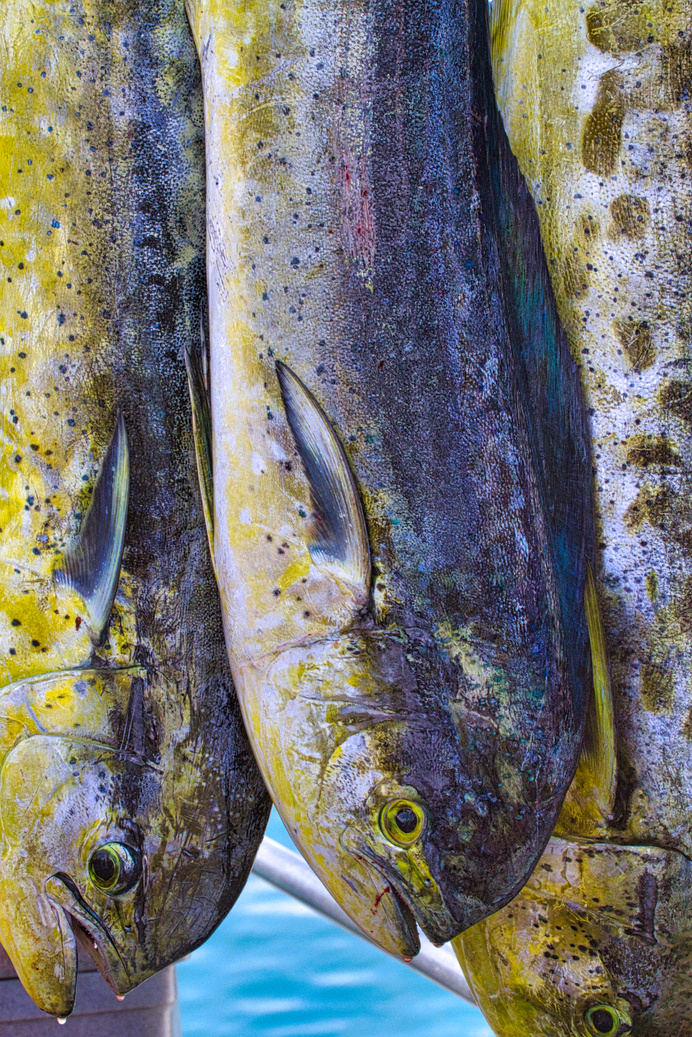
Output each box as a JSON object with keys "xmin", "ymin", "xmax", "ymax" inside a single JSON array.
[
  {"xmin": 395, "ymin": 807, "xmax": 418, "ymax": 834},
  {"xmin": 91, "ymin": 849, "xmax": 117, "ymax": 884},
  {"xmin": 586, "ymin": 1006, "xmax": 619, "ymax": 1035},
  {"xmin": 380, "ymin": 799, "xmax": 426, "ymax": 847},
  {"xmin": 88, "ymin": 843, "xmax": 142, "ymax": 895}
]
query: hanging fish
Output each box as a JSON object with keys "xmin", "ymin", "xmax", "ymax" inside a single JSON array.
[
  {"xmin": 455, "ymin": 837, "xmax": 692, "ymax": 1037},
  {"xmin": 185, "ymin": 0, "xmax": 593, "ymax": 957},
  {"xmin": 453, "ymin": 0, "xmax": 692, "ymax": 1031},
  {"xmin": 0, "ymin": 0, "xmax": 270, "ymax": 1018}
]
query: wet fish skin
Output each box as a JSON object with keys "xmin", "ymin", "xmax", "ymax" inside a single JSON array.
[
  {"xmin": 453, "ymin": 0, "xmax": 692, "ymax": 1032},
  {"xmin": 0, "ymin": 0, "xmax": 269, "ymax": 1016},
  {"xmin": 186, "ymin": 0, "xmax": 592, "ymax": 954},
  {"xmin": 455, "ymin": 839, "xmax": 692, "ymax": 1037}
]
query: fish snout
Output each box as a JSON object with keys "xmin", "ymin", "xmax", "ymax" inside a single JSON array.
[{"xmin": 0, "ymin": 894, "xmax": 77, "ymax": 1017}]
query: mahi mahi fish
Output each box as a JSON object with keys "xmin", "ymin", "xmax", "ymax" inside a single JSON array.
[
  {"xmin": 0, "ymin": 0, "xmax": 270, "ymax": 1017},
  {"xmin": 186, "ymin": 0, "xmax": 594, "ymax": 956},
  {"xmin": 454, "ymin": 0, "xmax": 692, "ymax": 1032}
]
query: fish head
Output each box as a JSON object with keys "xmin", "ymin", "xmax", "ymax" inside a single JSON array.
[
  {"xmin": 260, "ymin": 361, "xmax": 578, "ymax": 954},
  {"xmin": 0, "ymin": 708, "xmax": 266, "ymax": 1016},
  {"xmin": 265, "ymin": 628, "xmax": 532, "ymax": 957},
  {"xmin": 0, "ymin": 735, "xmax": 142, "ymax": 1016},
  {"xmin": 452, "ymin": 837, "xmax": 692, "ymax": 1037}
]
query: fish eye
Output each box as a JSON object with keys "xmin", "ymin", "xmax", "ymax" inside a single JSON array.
[
  {"xmin": 585, "ymin": 1005, "xmax": 628, "ymax": 1036},
  {"xmin": 88, "ymin": 843, "xmax": 142, "ymax": 896},
  {"xmin": 379, "ymin": 799, "xmax": 426, "ymax": 847}
]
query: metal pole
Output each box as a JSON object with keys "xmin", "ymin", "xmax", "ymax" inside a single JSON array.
[{"xmin": 251, "ymin": 837, "xmax": 476, "ymax": 1005}]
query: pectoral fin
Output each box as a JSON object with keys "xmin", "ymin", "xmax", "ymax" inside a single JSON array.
[
  {"xmin": 557, "ymin": 565, "xmax": 617, "ymax": 834},
  {"xmin": 276, "ymin": 361, "xmax": 370, "ymax": 598},
  {"xmin": 54, "ymin": 413, "xmax": 129, "ymax": 643},
  {"xmin": 184, "ymin": 323, "xmax": 215, "ymax": 565},
  {"xmin": 581, "ymin": 564, "xmax": 617, "ymax": 814}
]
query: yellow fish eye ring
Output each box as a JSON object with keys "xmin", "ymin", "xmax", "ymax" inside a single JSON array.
[
  {"xmin": 585, "ymin": 1005, "xmax": 629, "ymax": 1037},
  {"xmin": 88, "ymin": 842, "xmax": 143, "ymax": 896},
  {"xmin": 379, "ymin": 800, "xmax": 426, "ymax": 847}
]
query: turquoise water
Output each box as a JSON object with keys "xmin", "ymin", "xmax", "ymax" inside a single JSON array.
[{"xmin": 178, "ymin": 811, "xmax": 492, "ymax": 1037}]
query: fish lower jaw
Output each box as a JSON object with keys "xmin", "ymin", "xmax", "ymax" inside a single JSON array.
[
  {"xmin": 70, "ymin": 916, "xmax": 121, "ymax": 992},
  {"xmin": 341, "ymin": 853, "xmax": 421, "ymax": 959},
  {"xmin": 2, "ymin": 902, "xmax": 78, "ymax": 1018},
  {"xmin": 369, "ymin": 867, "xmax": 482, "ymax": 948},
  {"xmin": 46, "ymin": 878, "xmax": 130, "ymax": 996}
]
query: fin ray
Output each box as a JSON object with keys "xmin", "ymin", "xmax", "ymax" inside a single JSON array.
[
  {"xmin": 581, "ymin": 563, "xmax": 617, "ymax": 816},
  {"xmin": 557, "ymin": 564, "xmax": 617, "ymax": 833}
]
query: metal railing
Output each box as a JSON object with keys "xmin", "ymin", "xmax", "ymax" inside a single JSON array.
[{"xmin": 252, "ymin": 837, "xmax": 475, "ymax": 1005}]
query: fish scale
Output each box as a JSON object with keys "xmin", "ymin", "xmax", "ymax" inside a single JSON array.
[
  {"xmin": 0, "ymin": 0, "xmax": 269, "ymax": 1019},
  {"xmin": 454, "ymin": 1, "xmax": 692, "ymax": 1034},
  {"xmin": 186, "ymin": 0, "xmax": 593, "ymax": 957}
]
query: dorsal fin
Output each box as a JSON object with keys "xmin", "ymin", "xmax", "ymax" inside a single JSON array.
[
  {"xmin": 276, "ymin": 361, "xmax": 370, "ymax": 597},
  {"xmin": 184, "ymin": 319, "xmax": 215, "ymax": 566},
  {"xmin": 556, "ymin": 565, "xmax": 617, "ymax": 833},
  {"xmin": 54, "ymin": 413, "xmax": 129, "ymax": 642}
]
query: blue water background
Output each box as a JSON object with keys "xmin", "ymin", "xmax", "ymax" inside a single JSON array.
[{"xmin": 178, "ymin": 810, "xmax": 493, "ymax": 1037}]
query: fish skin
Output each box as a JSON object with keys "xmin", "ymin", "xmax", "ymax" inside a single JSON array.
[
  {"xmin": 453, "ymin": 0, "xmax": 692, "ymax": 1032},
  {"xmin": 186, "ymin": 0, "xmax": 593, "ymax": 954},
  {"xmin": 455, "ymin": 839, "xmax": 692, "ymax": 1037},
  {"xmin": 0, "ymin": 0, "xmax": 269, "ymax": 1017}
]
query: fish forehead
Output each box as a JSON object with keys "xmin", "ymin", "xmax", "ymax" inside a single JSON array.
[
  {"xmin": 490, "ymin": 0, "xmax": 692, "ymax": 853},
  {"xmin": 0, "ymin": 737, "xmax": 126, "ymax": 849}
]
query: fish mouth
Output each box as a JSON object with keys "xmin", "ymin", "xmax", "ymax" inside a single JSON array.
[
  {"xmin": 351, "ymin": 862, "xmax": 421, "ymax": 959},
  {"xmin": 368, "ymin": 871, "xmax": 421, "ymax": 959},
  {"xmin": 306, "ymin": 833, "xmax": 420, "ymax": 958},
  {"xmin": 341, "ymin": 833, "xmax": 471, "ymax": 948},
  {"xmin": 322, "ymin": 832, "xmax": 417, "ymax": 958},
  {"xmin": 355, "ymin": 850, "xmax": 453, "ymax": 947},
  {"xmin": 45, "ymin": 874, "xmax": 131, "ymax": 996}
]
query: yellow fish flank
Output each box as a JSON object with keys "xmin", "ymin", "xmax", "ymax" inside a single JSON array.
[
  {"xmin": 454, "ymin": 1, "xmax": 692, "ymax": 1034},
  {"xmin": 0, "ymin": 0, "xmax": 269, "ymax": 1017}
]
